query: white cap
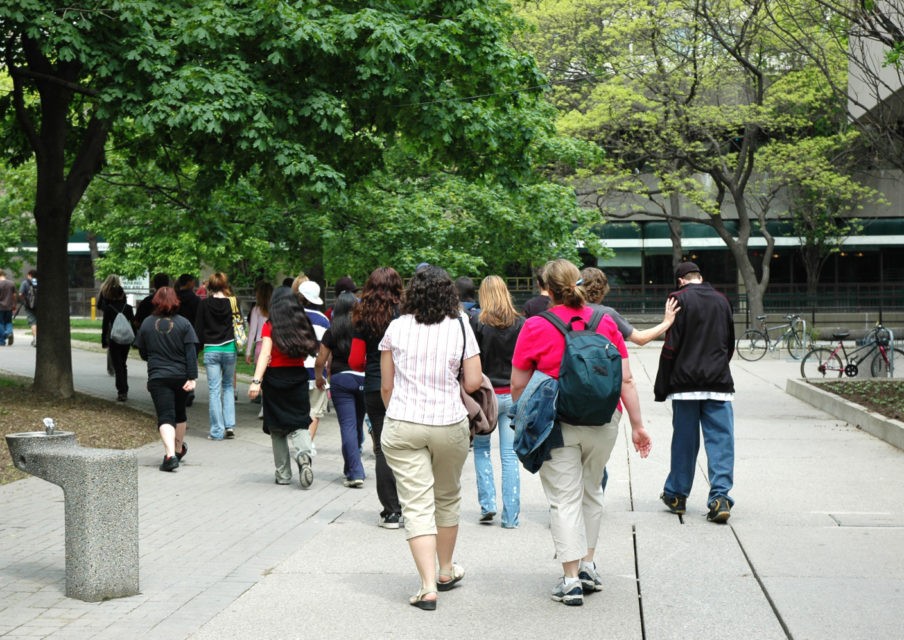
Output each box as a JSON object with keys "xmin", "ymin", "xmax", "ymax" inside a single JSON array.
[{"xmin": 298, "ymin": 280, "xmax": 323, "ymax": 306}]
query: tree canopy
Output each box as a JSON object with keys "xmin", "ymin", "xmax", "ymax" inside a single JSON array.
[{"xmin": 0, "ymin": 1, "xmax": 573, "ymax": 397}]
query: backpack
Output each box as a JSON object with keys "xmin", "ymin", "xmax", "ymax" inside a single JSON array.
[
  {"xmin": 539, "ymin": 309, "xmax": 622, "ymax": 426},
  {"xmin": 23, "ymin": 280, "xmax": 36, "ymax": 310},
  {"xmin": 110, "ymin": 309, "xmax": 135, "ymax": 345}
]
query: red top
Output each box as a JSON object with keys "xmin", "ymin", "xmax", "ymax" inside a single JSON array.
[
  {"xmin": 512, "ymin": 305, "xmax": 629, "ymax": 378},
  {"xmin": 262, "ymin": 321, "xmax": 307, "ymax": 368}
]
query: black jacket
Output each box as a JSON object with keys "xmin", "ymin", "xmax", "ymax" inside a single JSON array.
[
  {"xmin": 194, "ymin": 296, "xmax": 235, "ymax": 346},
  {"xmin": 653, "ymin": 282, "xmax": 735, "ymax": 401}
]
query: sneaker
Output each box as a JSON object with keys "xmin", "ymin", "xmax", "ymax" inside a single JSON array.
[
  {"xmin": 175, "ymin": 443, "xmax": 188, "ymax": 461},
  {"xmin": 296, "ymin": 453, "xmax": 313, "ymax": 489},
  {"xmin": 578, "ymin": 561, "xmax": 604, "ymax": 593},
  {"xmin": 551, "ymin": 577, "xmax": 584, "ymax": 606},
  {"xmin": 707, "ymin": 496, "xmax": 732, "ymax": 523},
  {"xmin": 258, "ymin": 408, "xmax": 264, "ymax": 419},
  {"xmin": 343, "ymin": 478, "xmax": 364, "ymax": 488},
  {"xmin": 479, "ymin": 511, "xmax": 495, "ymax": 524},
  {"xmin": 224, "ymin": 428, "xmax": 235, "ymax": 439},
  {"xmin": 207, "ymin": 435, "xmax": 224, "ymax": 441},
  {"xmin": 275, "ymin": 478, "xmax": 291, "ymax": 485},
  {"xmin": 31, "ymin": 338, "xmax": 36, "ymax": 347},
  {"xmin": 7, "ymin": 333, "xmax": 12, "ymax": 345},
  {"xmin": 380, "ymin": 513, "xmax": 403, "ymax": 529},
  {"xmin": 660, "ymin": 492, "xmax": 687, "ymax": 515},
  {"xmin": 159, "ymin": 455, "xmax": 179, "ymax": 472},
  {"xmin": 116, "ymin": 393, "xmax": 127, "ymax": 402}
]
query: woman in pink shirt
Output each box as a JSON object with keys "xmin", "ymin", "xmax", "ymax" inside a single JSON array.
[
  {"xmin": 511, "ymin": 259, "xmax": 652, "ymax": 607},
  {"xmin": 379, "ymin": 266, "xmax": 483, "ymax": 611}
]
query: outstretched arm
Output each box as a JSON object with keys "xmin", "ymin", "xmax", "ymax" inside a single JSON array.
[{"xmin": 629, "ymin": 297, "xmax": 679, "ymax": 346}]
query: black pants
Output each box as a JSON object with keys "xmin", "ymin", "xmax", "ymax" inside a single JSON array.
[
  {"xmin": 109, "ymin": 342, "xmax": 131, "ymax": 394},
  {"xmin": 364, "ymin": 390, "xmax": 401, "ymax": 517}
]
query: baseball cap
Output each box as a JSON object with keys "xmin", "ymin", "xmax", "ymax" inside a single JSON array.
[
  {"xmin": 675, "ymin": 261, "xmax": 701, "ymax": 280},
  {"xmin": 298, "ymin": 280, "xmax": 323, "ymax": 306}
]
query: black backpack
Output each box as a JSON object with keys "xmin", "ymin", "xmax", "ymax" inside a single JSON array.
[{"xmin": 540, "ymin": 309, "xmax": 622, "ymax": 426}]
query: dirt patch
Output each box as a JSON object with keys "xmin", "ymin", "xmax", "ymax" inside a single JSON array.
[
  {"xmin": 814, "ymin": 379, "xmax": 904, "ymax": 421},
  {"xmin": 0, "ymin": 376, "xmax": 159, "ymax": 485}
]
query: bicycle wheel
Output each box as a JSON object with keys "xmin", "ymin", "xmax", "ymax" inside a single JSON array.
[
  {"xmin": 800, "ymin": 348, "xmax": 843, "ymax": 379},
  {"xmin": 869, "ymin": 347, "xmax": 904, "ymax": 378},
  {"xmin": 786, "ymin": 330, "xmax": 807, "ymax": 360},
  {"xmin": 736, "ymin": 330, "xmax": 768, "ymax": 361}
]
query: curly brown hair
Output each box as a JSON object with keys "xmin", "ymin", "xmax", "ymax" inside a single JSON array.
[
  {"xmin": 352, "ymin": 267, "xmax": 403, "ymax": 339},
  {"xmin": 580, "ymin": 267, "xmax": 610, "ymax": 304},
  {"xmin": 401, "ymin": 266, "xmax": 460, "ymax": 324}
]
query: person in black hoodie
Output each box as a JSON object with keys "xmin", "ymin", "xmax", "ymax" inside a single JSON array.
[
  {"xmin": 101, "ymin": 284, "xmax": 135, "ymax": 402},
  {"xmin": 194, "ymin": 271, "xmax": 238, "ymax": 440},
  {"xmin": 654, "ymin": 262, "xmax": 736, "ymax": 524}
]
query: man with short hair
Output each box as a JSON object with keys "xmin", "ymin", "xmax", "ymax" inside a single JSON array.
[
  {"xmin": 455, "ymin": 276, "xmax": 480, "ymax": 319},
  {"xmin": 135, "ymin": 273, "xmax": 171, "ymax": 328},
  {"xmin": 175, "ymin": 274, "xmax": 201, "ymax": 324},
  {"xmin": 654, "ymin": 262, "xmax": 736, "ymax": 523},
  {"xmin": 18, "ymin": 269, "xmax": 37, "ymax": 346},
  {"xmin": 0, "ymin": 269, "xmax": 17, "ymax": 346}
]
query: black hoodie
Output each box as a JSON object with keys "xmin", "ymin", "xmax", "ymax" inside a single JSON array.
[{"xmin": 194, "ymin": 296, "xmax": 235, "ymax": 346}]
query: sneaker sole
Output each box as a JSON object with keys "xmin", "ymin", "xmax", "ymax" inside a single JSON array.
[
  {"xmin": 551, "ymin": 594, "xmax": 584, "ymax": 606},
  {"xmin": 297, "ymin": 454, "xmax": 313, "ymax": 489},
  {"xmin": 708, "ymin": 511, "xmax": 731, "ymax": 523},
  {"xmin": 580, "ymin": 580, "xmax": 603, "ymax": 593}
]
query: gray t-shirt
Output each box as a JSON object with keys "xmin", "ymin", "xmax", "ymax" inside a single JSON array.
[{"xmin": 590, "ymin": 304, "xmax": 634, "ymax": 341}]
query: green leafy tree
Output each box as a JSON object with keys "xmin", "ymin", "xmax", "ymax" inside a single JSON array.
[
  {"xmin": 517, "ymin": 0, "xmax": 868, "ymax": 319},
  {"xmin": 0, "ymin": 1, "xmax": 552, "ymax": 397}
]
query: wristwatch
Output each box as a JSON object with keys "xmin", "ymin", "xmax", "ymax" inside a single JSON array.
[{"xmin": 251, "ymin": 378, "xmax": 262, "ymax": 384}]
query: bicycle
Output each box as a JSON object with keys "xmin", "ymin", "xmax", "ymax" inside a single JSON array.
[
  {"xmin": 799, "ymin": 323, "xmax": 904, "ymax": 379},
  {"xmin": 736, "ymin": 313, "xmax": 808, "ymax": 361}
]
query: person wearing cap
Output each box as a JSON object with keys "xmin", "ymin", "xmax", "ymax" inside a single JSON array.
[
  {"xmin": 654, "ymin": 261, "xmax": 736, "ymax": 524},
  {"xmin": 298, "ymin": 280, "xmax": 330, "ymax": 454}
]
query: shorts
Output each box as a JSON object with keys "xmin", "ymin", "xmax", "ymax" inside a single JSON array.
[
  {"xmin": 147, "ymin": 377, "xmax": 189, "ymax": 427},
  {"xmin": 23, "ymin": 307, "xmax": 37, "ymax": 327},
  {"xmin": 309, "ymin": 386, "xmax": 328, "ymax": 419}
]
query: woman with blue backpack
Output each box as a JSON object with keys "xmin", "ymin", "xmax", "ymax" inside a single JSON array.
[{"xmin": 510, "ymin": 259, "xmax": 652, "ymax": 607}]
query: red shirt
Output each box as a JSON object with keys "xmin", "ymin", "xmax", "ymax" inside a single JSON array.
[
  {"xmin": 512, "ymin": 305, "xmax": 629, "ymax": 378},
  {"xmin": 262, "ymin": 321, "xmax": 307, "ymax": 368}
]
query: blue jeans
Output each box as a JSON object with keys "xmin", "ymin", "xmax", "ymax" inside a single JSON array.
[
  {"xmin": 204, "ymin": 350, "xmax": 236, "ymax": 439},
  {"xmin": 473, "ymin": 393, "xmax": 520, "ymax": 528},
  {"xmin": 0, "ymin": 309, "xmax": 11, "ymax": 344},
  {"xmin": 330, "ymin": 372, "xmax": 366, "ymax": 481},
  {"xmin": 664, "ymin": 399, "xmax": 734, "ymax": 505}
]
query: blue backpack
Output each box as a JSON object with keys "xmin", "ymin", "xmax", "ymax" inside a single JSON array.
[{"xmin": 540, "ymin": 309, "xmax": 622, "ymax": 426}]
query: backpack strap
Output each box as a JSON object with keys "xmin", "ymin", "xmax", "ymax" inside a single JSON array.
[
  {"xmin": 586, "ymin": 308, "xmax": 604, "ymax": 332},
  {"xmin": 539, "ymin": 310, "xmax": 569, "ymax": 336}
]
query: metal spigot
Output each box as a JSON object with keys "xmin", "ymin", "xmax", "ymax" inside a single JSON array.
[{"xmin": 43, "ymin": 417, "xmax": 55, "ymax": 435}]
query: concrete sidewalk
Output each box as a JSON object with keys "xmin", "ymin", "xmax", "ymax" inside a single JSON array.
[{"xmin": 1, "ymin": 344, "xmax": 903, "ymax": 639}]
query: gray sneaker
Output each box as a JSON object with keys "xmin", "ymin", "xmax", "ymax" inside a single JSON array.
[
  {"xmin": 296, "ymin": 453, "xmax": 313, "ymax": 489},
  {"xmin": 551, "ymin": 577, "xmax": 584, "ymax": 606},
  {"xmin": 578, "ymin": 561, "xmax": 603, "ymax": 593}
]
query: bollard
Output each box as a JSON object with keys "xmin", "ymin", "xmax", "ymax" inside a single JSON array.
[{"xmin": 5, "ymin": 420, "xmax": 140, "ymax": 602}]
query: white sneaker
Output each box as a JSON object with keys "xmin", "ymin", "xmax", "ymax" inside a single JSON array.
[{"xmin": 258, "ymin": 408, "xmax": 264, "ymax": 419}]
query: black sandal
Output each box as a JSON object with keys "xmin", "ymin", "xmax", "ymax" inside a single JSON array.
[{"xmin": 409, "ymin": 588, "xmax": 437, "ymax": 611}]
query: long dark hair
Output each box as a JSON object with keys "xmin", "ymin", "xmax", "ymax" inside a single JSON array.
[
  {"xmin": 401, "ymin": 266, "xmax": 460, "ymax": 325},
  {"xmin": 352, "ymin": 266, "xmax": 402, "ymax": 338},
  {"xmin": 267, "ymin": 287, "xmax": 318, "ymax": 358},
  {"xmin": 331, "ymin": 291, "xmax": 357, "ymax": 356}
]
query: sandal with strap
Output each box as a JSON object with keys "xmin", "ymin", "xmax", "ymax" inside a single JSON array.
[
  {"xmin": 409, "ymin": 588, "xmax": 437, "ymax": 611},
  {"xmin": 437, "ymin": 563, "xmax": 465, "ymax": 592}
]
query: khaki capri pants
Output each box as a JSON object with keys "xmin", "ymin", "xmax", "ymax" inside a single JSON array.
[
  {"xmin": 381, "ymin": 417, "xmax": 470, "ymax": 540},
  {"xmin": 538, "ymin": 411, "xmax": 621, "ymax": 563}
]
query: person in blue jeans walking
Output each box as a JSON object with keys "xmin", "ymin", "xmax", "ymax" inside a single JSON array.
[
  {"xmin": 654, "ymin": 261, "xmax": 736, "ymax": 523},
  {"xmin": 469, "ymin": 275, "xmax": 524, "ymax": 528},
  {"xmin": 194, "ymin": 271, "xmax": 238, "ymax": 440},
  {"xmin": 315, "ymin": 291, "xmax": 366, "ymax": 487}
]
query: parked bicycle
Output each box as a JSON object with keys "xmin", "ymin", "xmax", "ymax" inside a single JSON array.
[
  {"xmin": 799, "ymin": 323, "xmax": 903, "ymax": 379},
  {"xmin": 736, "ymin": 313, "xmax": 809, "ymax": 361}
]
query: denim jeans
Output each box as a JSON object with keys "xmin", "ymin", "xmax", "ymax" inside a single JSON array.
[
  {"xmin": 204, "ymin": 349, "xmax": 236, "ymax": 439},
  {"xmin": 0, "ymin": 309, "xmax": 12, "ymax": 344},
  {"xmin": 330, "ymin": 372, "xmax": 366, "ymax": 481},
  {"xmin": 473, "ymin": 393, "xmax": 520, "ymax": 527},
  {"xmin": 664, "ymin": 399, "xmax": 734, "ymax": 505}
]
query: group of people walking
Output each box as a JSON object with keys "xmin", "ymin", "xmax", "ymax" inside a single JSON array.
[
  {"xmin": 0, "ymin": 268, "xmax": 38, "ymax": 348},
  {"xmin": 88, "ymin": 258, "xmax": 736, "ymax": 610}
]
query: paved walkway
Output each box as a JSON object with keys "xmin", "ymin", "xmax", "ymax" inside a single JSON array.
[{"xmin": 1, "ymin": 343, "xmax": 903, "ymax": 639}]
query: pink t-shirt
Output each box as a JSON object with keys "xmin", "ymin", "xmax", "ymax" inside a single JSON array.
[{"xmin": 512, "ymin": 305, "xmax": 629, "ymax": 378}]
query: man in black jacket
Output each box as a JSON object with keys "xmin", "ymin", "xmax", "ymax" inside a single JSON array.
[{"xmin": 654, "ymin": 262, "xmax": 735, "ymax": 523}]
